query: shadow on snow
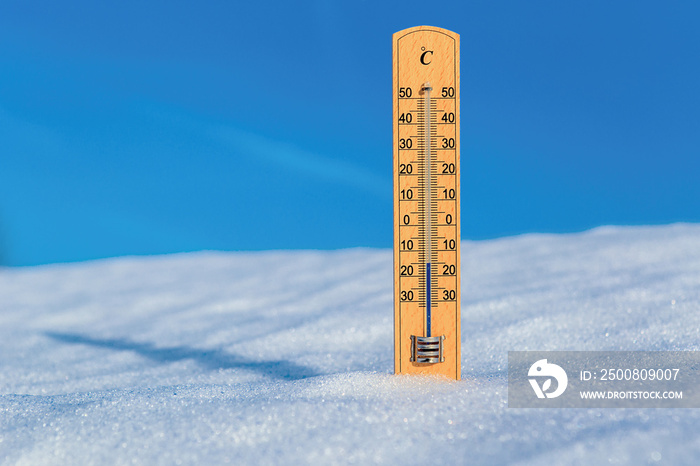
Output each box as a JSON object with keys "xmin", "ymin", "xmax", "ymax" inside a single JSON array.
[{"xmin": 45, "ymin": 331, "xmax": 320, "ymax": 381}]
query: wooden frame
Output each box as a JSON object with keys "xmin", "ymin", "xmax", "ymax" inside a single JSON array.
[{"xmin": 393, "ymin": 26, "xmax": 461, "ymax": 379}]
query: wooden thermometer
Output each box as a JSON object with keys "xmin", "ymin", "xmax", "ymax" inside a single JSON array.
[{"xmin": 393, "ymin": 26, "xmax": 460, "ymax": 379}]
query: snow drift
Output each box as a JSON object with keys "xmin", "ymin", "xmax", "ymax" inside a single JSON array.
[{"xmin": 1, "ymin": 224, "xmax": 699, "ymax": 464}]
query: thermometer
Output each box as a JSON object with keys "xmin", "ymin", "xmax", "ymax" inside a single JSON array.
[{"xmin": 393, "ymin": 26, "xmax": 460, "ymax": 379}]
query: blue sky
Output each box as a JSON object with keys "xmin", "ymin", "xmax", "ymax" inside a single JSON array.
[{"xmin": 1, "ymin": 1, "xmax": 699, "ymax": 266}]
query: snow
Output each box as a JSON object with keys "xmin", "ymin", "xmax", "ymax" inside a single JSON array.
[{"xmin": 1, "ymin": 224, "xmax": 700, "ymax": 465}]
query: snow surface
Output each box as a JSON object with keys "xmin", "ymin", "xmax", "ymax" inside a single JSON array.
[{"xmin": 1, "ymin": 224, "xmax": 700, "ymax": 465}]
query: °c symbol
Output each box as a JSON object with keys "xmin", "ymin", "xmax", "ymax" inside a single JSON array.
[{"xmin": 420, "ymin": 49, "xmax": 433, "ymax": 65}]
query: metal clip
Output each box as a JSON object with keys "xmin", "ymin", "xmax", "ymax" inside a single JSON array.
[{"xmin": 410, "ymin": 335, "xmax": 445, "ymax": 364}]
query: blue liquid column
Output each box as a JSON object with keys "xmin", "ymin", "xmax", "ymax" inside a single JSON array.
[{"xmin": 426, "ymin": 262, "xmax": 431, "ymax": 336}]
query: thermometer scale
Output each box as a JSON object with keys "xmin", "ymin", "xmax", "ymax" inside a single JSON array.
[{"xmin": 393, "ymin": 26, "xmax": 460, "ymax": 379}]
